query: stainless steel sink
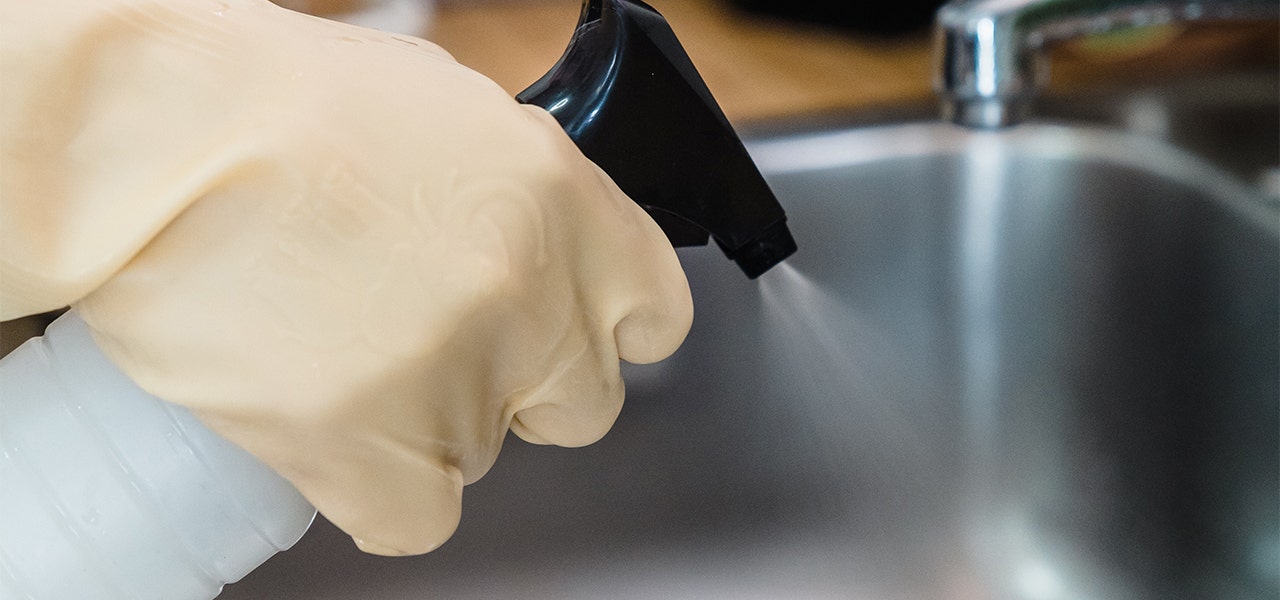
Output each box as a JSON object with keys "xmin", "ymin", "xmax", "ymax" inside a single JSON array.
[{"xmin": 223, "ymin": 80, "xmax": 1278, "ymax": 599}]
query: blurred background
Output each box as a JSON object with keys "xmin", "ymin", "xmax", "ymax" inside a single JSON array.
[{"xmin": 265, "ymin": 0, "xmax": 1277, "ymax": 124}]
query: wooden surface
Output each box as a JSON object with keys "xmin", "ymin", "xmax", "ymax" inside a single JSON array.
[
  {"xmin": 425, "ymin": 0, "xmax": 1277, "ymax": 125},
  {"xmin": 428, "ymin": 0, "xmax": 937, "ymax": 123}
]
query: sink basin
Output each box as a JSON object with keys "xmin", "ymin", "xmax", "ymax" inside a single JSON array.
[{"xmin": 222, "ymin": 104, "xmax": 1278, "ymax": 598}]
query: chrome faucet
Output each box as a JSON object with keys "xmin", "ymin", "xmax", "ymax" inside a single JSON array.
[{"xmin": 933, "ymin": 0, "xmax": 1278, "ymax": 128}]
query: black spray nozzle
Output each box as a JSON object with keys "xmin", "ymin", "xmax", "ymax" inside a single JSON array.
[{"xmin": 517, "ymin": 0, "xmax": 796, "ymax": 279}]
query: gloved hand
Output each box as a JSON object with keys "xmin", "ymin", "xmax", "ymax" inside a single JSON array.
[{"xmin": 3, "ymin": 0, "xmax": 692, "ymax": 556}]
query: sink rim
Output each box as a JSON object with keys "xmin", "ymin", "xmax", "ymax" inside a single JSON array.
[{"xmin": 745, "ymin": 121, "xmax": 1280, "ymax": 239}]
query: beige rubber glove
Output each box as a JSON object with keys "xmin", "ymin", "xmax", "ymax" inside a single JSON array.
[{"xmin": 2, "ymin": 0, "xmax": 692, "ymax": 555}]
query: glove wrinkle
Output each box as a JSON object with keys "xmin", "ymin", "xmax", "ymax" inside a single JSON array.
[{"xmin": 5, "ymin": 0, "xmax": 693, "ymax": 556}]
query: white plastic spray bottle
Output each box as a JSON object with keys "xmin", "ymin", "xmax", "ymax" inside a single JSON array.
[{"xmin": 0, "ymin": 310, "xmax": 315, "ymax": 600}]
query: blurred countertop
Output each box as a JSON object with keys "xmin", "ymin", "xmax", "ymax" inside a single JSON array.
[{"xmin": 424, "ymin": 0, "xmax": 1277, "ymax": 125}]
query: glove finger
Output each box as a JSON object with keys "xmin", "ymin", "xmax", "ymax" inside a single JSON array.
[
  {"xmin": 508, "ymin": 330, "xmax": 625, "ymax": 448},
  {"xmin": 591, "ymin": 170, "xmax": 694, "ymax": 366}
]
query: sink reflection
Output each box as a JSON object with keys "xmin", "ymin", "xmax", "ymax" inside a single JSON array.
[{"xmin": 224, "ymin": 122, "xmax": 1278, "ymax": 600}]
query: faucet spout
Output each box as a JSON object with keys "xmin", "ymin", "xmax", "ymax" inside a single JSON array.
[
  {"xmin": 934, "ymin": 0, "xmax": 1279, "ymax": 128},
  {"xmin": 518, "ymin": 0, "xmax": 796, "ymax": 278}
]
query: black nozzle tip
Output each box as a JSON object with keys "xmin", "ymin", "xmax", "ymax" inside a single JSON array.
[
  {"xmin": 519, "ymin": 0, "xmax": 798, "ymax": 279},
  {"xmin": 725, "ymin": 220, "xmax": 797, "ymax": 279}
]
